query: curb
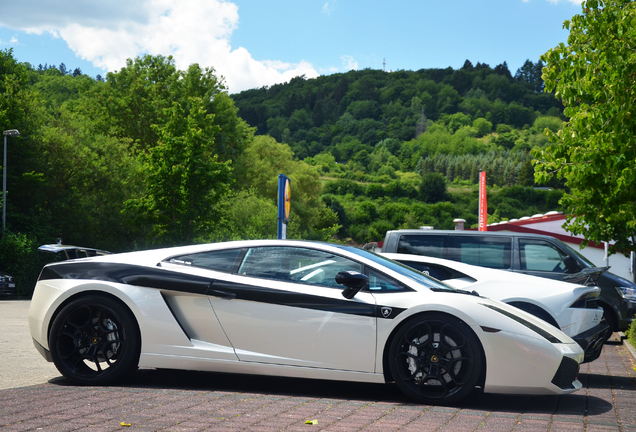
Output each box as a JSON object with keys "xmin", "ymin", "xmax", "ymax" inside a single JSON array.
[{"xmin": 618, "ymin": 332, "xmax": 636, "ymax": 363}]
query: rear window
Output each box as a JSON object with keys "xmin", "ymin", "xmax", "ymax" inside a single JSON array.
[
  {"xmin": 396, "ymin": 235, "xmax": 446, "ymax": 258},
  {"xmin": 396, "ymin": 234, "xmax": 512, "ymax": 270},
  {"xmin": 167, "ymin": 249, "xmax": 244, "ymax": 273}
]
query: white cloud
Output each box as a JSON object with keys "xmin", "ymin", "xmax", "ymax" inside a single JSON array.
[
  {"xmin": 341, "ymin": 55, "xmax": 358, "ymax": 71},
  {"xmin": 0, "ymin": 0, "xmax": 318, "ymax": 93},
  {"xmin": 323, "ymin": 1, "xmax": 337, "ymax": 15}
]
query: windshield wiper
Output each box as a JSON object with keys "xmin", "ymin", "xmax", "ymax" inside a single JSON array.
[{"xmin": 430, "ymin": 287, "xmax": 481, "ymax": 296}]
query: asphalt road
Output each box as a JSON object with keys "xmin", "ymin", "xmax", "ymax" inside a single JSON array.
[
  {"xmin": 1, "ymin": 300, "xmax": 636, "ymax": 431},
  {"xmin": 0, "ymin": 300, "xmax": 60, "ymax": 390}
]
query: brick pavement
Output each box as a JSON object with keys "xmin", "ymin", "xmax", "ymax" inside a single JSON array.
[{"xmin": 1, "ymin": 335, "xmax": 635, "ymax": 432}]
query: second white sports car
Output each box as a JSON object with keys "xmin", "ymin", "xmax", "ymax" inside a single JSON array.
[
  {"xmin": 381, "ymin": 252, "xmax": 607, "ymax": 363},
  {"xmin": 29, "ymin": 240, "xmax": 584, "ymax": 405}
]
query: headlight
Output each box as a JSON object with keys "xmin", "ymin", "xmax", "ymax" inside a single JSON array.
[{"xmin": 615, "ymin": 287, "xmax": 636, "ymax": 300}]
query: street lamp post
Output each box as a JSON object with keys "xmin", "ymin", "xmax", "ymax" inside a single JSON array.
[{"xmin": 2, "ymin": 129, "xmax": 20, "ymax": 237}]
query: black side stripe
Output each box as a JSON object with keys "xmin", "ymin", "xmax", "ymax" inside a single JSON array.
[
  {"xmin": 210, "ymin": 280, "xmax": 384, "ymax": 318},
  {"xmin": 39, "ymin": 262, "xmax": 212, "ymax": 295},
  {"xmin": 40, "ymin": 262, "xmax": 405, "ymax": 319}
]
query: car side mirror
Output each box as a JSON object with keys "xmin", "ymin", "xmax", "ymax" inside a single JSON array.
[
  {"xmin": 563, "ymin": 256, "xmax": 580, "ymax": 273},
  {"xmin": 336, "ymin": 271, "xmax": 369, "ymax": 299}
]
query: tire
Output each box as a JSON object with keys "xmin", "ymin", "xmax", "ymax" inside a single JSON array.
[
  {"xmin": 388, "ymin": 313, "xmax": 484, "ymax": 405},
  {"xmin": 49, "ymin": 294, "xmax": 141, "ymax": 385},
  {"xmin": 600, "ymin": 304, "xmax": 616, "ymax": 342}
]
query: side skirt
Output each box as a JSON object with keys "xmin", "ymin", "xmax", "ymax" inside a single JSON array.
[{"xmin": 139, "ymin": 353, "xmax": 387, "ymax": 384}]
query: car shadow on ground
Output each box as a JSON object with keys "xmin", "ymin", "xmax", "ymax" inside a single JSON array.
[
  {"xmin": 48, "ymin": 368, "xmax": 615, "ymax": 416},
  {"xmin": 584, "ymin": 373, "xmax": 636, "ymax": 390}
]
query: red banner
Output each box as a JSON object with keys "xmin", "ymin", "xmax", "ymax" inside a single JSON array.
[{"xmin": 478, "ymin": 171, "xmax": 487, "ymax": 231}]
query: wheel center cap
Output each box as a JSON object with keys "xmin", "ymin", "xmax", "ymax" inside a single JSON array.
[
  {"xmin": 430, "ymin": 355, "xmax": 439, "ymax": 363},
  {"xmin": 91, "ymin": 336, "xmax": 99, "ymax": 345}
]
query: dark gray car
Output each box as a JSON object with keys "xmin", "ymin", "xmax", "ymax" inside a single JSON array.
[
  {"xmin": 0, "ymin": 270, "xmax": 15, "ymax": 296},
  {"xmin": 381, "ymin": 229, "xmax": 636, "ymax": 335}
]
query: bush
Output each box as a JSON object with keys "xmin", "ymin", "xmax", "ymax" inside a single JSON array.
[
  {"xmin": 627, "ymin": 319, "xmax": 636, "ymax": 351},
  {"xmin": 323, "ymin": 179, "xmax": 364, "ymax": 196},
  {"xmin": 0, "ymin": 232, "xmax": 47, "ymax": 297}
]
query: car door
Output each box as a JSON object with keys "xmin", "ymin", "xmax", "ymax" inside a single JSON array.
[
  {"xmin": 207, "ymin": 246, "xmax": 378, "ymax": 373},
  {"xmin": 514, "ymin": 238, "xmax": 576, "ymax": 280}
]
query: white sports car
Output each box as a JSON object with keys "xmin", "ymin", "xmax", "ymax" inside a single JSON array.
[
  {"xmin": 381, "ymin": 253, "xmax": 608, "ymax": 364},
  {"xmin": 29, "ymin": 240, "xmax": 584, "ymax": 405}
]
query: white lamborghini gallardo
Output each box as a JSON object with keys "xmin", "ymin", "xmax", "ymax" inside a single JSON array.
[{"xmin": 29, "ymin": 240, "xmax": 584, "ymax": 405}]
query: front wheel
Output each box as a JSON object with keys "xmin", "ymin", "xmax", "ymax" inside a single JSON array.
[
  {"xmin": 49, "ymin": 294, "xmax": 141, "ymax": 385},
  {"xmin": 388, "ymin": 313, "xmax": 484, "ymax": 405},
  {"xmin": 600, "ymin": 305, "xmax": 616, "ymax": 342}
]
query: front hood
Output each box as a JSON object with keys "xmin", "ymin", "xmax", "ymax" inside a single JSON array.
[{"xmin": 601, "ymin": 271, "xmax": 636, "ymax": 289}]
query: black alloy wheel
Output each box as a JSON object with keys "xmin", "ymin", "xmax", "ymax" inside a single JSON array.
[
  {"xmin": 388, "ymin": 313, "xmax": 484, "ymax": 405},
  {"xmin": 49, "ymin": 294, "xmax": 140, "ymax": 385}
]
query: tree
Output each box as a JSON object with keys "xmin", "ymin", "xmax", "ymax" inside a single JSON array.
[
  {"xmin": 232, "ymin": 135, "xmax": 339, "ymax": 240},
  {"xmin": 87, "ymin": 55, "xmax": 252, "ymax": 160},
  {"xmin": 420, "ymin": 172, "xmax": 447, "ymax": 203},
  {"xmin": 125, "ymin": 98, "xmax": 231, "ymax": 246},
  {"xmin": 514, "ymin": 59, "xmax": 544, "ymax": 92},
  {"xmin": 494, "ymin": 62, "xmax": 512, "ymax": 79},
  {"xmin": 0, "ymin": 49, "xmax": 49, "ymax": 234},
  {"xmin": 517, "ymin": 159, "xmax": 535, "ymax": 187},
  {"xmin": 473, "ymin": 118, "xmax": 492, "ymax": 137},
  {"xmin": 37, "ymin": 105, "xmax": 140, "ymax": 250},
  {"xmin": 536, "ymin": 0, "xmax": 636, "ymax": 254}
]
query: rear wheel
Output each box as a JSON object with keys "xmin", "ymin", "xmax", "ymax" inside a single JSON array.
[
  {"xmin": 49, "ymin": 294, "xmax": 140, "ymax": 385},
  {"xmin": 388, "ymin": 313, "xmax": 484, "ymax": 405}
]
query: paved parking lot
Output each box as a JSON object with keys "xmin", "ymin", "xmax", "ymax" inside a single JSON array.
[{"xmin": 1, "ymin": 300, "xmax": 635, "ymax": 431}]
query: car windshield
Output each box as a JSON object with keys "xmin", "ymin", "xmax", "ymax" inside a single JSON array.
[{"xmin": 333, "ymin": 245, "xmax": 457, "ymax": 291}]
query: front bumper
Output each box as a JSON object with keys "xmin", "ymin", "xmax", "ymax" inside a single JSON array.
[
  {"xmin": 572, "ymin": 322, "xmax": 609, "ymax": 363},
  {"xmin": 617, "ymin": 298, "xmax": 636, "ymax": 331},
  {"xmin": 33, "ymin": 338, "xmax": 53, "ymax": 362}
]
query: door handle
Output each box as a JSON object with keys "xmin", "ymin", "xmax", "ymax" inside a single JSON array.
[{"xmin": 207, "ymin": 289, "xmax": 237, "ymax": 299}]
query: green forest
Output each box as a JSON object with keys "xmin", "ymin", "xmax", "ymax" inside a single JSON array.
[{"xmin": 0, "ymin": 50, "xmax": 568, "ymax": 294}]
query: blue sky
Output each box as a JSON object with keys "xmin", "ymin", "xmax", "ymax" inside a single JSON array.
[{"xmin": 0, "ymin": 0, "xmax": 582, "ymax": 93}]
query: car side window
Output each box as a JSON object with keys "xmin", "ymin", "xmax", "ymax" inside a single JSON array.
[
  {"xmin": 520, "ymin": 240, "xmax": 569, "ymax": 273},
  {"xmin": 238, "ymin": 247, "xmax": 362, "ymax": 289},
  {"xmin": 448, "ymin": 236, "xmax": 512, "ymax": 270},
  {"xmin": 165, "ymin": 249, "xmax": 244, "ymax": 273},
  {"xmin": 367, "ymin": 269, "xmax": 408, "ymax": 292}
]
